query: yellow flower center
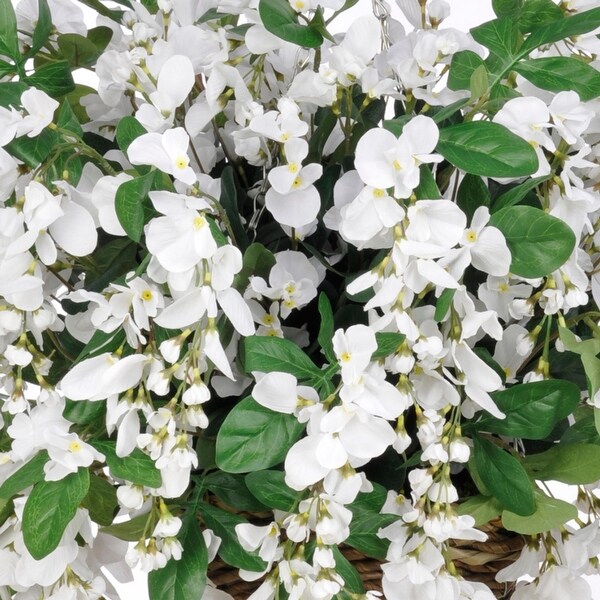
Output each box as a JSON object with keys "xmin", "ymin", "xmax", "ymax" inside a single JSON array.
[
  {"xmin": 141, "ymin": 289, "xmax": 154, "ymax": 301},
  {"xmin": 373, "ymin": 188, "xmax": 386, "ymax": 198},
  {"xmin": 288, "ymin": 163, "xmax": 300, "ymax": 174},
  {"xmin": 392, "ymin": 159, "xmax": 402, "ymax": 171},
  {"xmin": 193, "ymin": 215, "xmax": 207, "ymax": 230},
  {"xmin": 263, "ymin": 315, "xmax": 274, "ymax": 324},
  {"xmin": 499, "ymin": 283, "xmax": 510, "ymax": 293},
  {"xmin": 291, "ymin": 176, "xmax": 303, "ymax": 189},
  {"xmin": 174, "ymin": 155, "xmax": 188, "ymax": 170},
  {"xmin": 340, "ymin": 351, "xmax": 352, "ymax": 362},
  {"xmin": 280, "ymin": 132, "xmax": 290, "ymax": 142},
  {"xmin": 69, "ymin": 440, "xmax": 82, "ymax": 453},
  {"xmin": 465, "ymin": 230, "xmax": 477, "ymax": 243}
]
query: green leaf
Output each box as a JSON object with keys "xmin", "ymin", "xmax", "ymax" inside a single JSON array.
[
  {"xmin": 431, "ymin": 98, "xmax": 470, "ymax": 124},
  {"xmin": 233, "ymin": 242, "xmax": 275, "ymax": 293},
  {"xmin": 519, "ymin": 0, "xmax": 563, "ymax": 32},
  {"xmin": 524, "ymin": 443, "xmax": 600, "ymax": 485},
  {"xmin": 27, "ymin": 0, "xmax": 53, "ymax": 58},
  {"xmin": 492, "ymin": 0, "xmax": 522, "ymax": 18},
  {"xmin": 348, "ymin": 482, "xmax": 388, "ymax": 514},
  {"xmin": 448, "ymin": 51, "xmax": 487, "ymax": 91},
  {"xmin": 502, "ymin": 491, "xmax": 577, "ymax": 535},
  {"xmin": 57, "ymin": 99, "xmax": 83, "ymax": 137},
  {"xmin": 115, "ymin": 171, "xmax": 155, "ymax": 242},
  {"xmin": 470, "ymin": 64, "xmax": 490, "ymax": 99},
  {"xmin": 457, "ymin": 174, "xmax": 490, "ymax": 221},
  {"xmin": 434, "ymin": 288, "xmax": 456, "ymax": 322},
  {"xmin": 87, "ymin": 26, "xmax": 114, "ymax": 54},
  {"xmin": 472, "ymin": 435, "xmax": 535, "ymax": 516},
  {"xmin": 457, "ymin": 495, "xmax": 503, "ymax": 527},
  {"xmin": 75, "ymin": 328, "xmax": 125, "ymax": 362},
  {"xmin": 25, "ymin": 61, "xmax": 75, "ymax": 97},
  {"xmin": 258, "ymin": 0, "xmax": 323, "ymax": 48},
  {"xmin": 77, "ymin": 0, "xmax": 124, "ymax": 21},
  {"xmin": 0, "ymin": 81, "xmax": 27, "ymax": 108},
  {"xmin": 469, "ymin": 380, "xmax": 580, "ymax": 440},
  {"xmin": 514, "ymin": 57, "xmax": 600, "ymax": 101},
  {"xmin": 558, "ymin": 327, "xmax": 600, "ymax": 357},
  {"xmin": 91, "ymin": 441, "xmax": 161, "ymax": 488},
  {"xmin": 372, "ymin": 332, "xmax": 406, "ymax": 360},
  {"xmin": 57, "ymin": 33, "xmax": 100, "ymax": 68},
  {"xmin": 148, "ymin": 515, "xmax": 208, "ymax": 600},
  {"xmin": 520, "ymin": 7, "xmax": 600, "ymax": 55},
  {"xmin": 116, "ymin": 115, "xmax": 147, "ymax": 152},
  {"xmin": 470, "ymin": 17, "xmax": 520, "ymax": 58},
  {"xmin": 582, "ymin": 353, "xmax": 600, "ymax": 400},
  {"xmin": 22, "ymin": 468, "xmax": 90, "ymax": 559},
  {"xmin": 382, "ymin": 116, "xmax": 410, "ymax": 136},
  {"xmin": 0, "ymin": 0, "xmax": 19, "ymax": 61},
  {"xmin": 0, "ymin": 59, "xmax": 15, "ymax": 76},
  {"xmin": 489, "ymin": 205, "xmax": 576, "ymax": 278},
  {"xmin": 308, "ymin": 7, "xmax": 336, "ymax": 43},
  {"xmin": 346, "ymin": 512, "xmax": 397, "ymax": 559},
  {"xmin": 414, "ymin": 165, "xmax": 441, "ymax": 200},
  {"xmin": 492, "ymin": 175, "xmax": 549, "ymax": 212},
  {"xmin": 241, "ymin": 335, "xmax": 322, "ymax": 382},
  {"xmin": 204, "ymin": 472, "xmax": 267, "ymax": 512},
  {"xmin": 82, "ymin": 474, "xmax": 118, "ymax": 526},
  {"xmin": 0, "ymin": 451, "xmax": 49, "ymax": 499},
  {"xmin": 220, "ymin": 165, "xmax": 249, "ymax": 250},
  {"xmin": 101, "ymin": 511, "xmax": 157, "ymax": 541},
  {"xmin": 216, "ymin": 397, "xmax": 304, "ymax": 473},
  {"xmin": 437, "ymin": 121, "xmax": 538, "ymax": 178},
  {"xmin": 197, "ymin": 503, "xmax": 266, "ymax": 571},
  {"xmin": 5, "ymin": 127, "xmax": 56, "ymax": 167},
  {"xmin": 332, "ymin": 546, "xmax": 365, "ymax": 594},
  {"xmin": 245, "ymin": 470, "xmax": 302, "ymax": 511},
  {"xmin": 317, "ymin": 293, "xmax": 336, "ymax": 363}
]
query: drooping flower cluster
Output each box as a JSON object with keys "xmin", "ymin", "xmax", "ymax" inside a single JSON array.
[{"xmin": 0, "ymin": 0, "xmax": 599, "ymax": 599}]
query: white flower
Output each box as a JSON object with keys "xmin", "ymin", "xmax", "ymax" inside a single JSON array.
[
  {"xmin": 354, "ymin": 116, "xmax": 442, "ymax": 198},
  {"xmin": 128, "ymin": 128, "xmax": 197, "ymax": 185},
  {"xmin": 145, "ymin": 192, "xmax": 217, "ymax": 273},
  {"xmin": 17, "ymin": 88, "xmax": 59, "ymax": 138},
  {"xmin": 332, "ymin": 324, "xmax": 377, "ymax": 383}
]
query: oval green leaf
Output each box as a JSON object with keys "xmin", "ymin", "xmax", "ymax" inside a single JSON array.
[
  {"xmin": 514, "ymin": 57, "xmax": 600, "ymax": 101},
  {"xmin": 490, "ymin": 205, "xmax": 576, "ymax": 278},
  {"xmin": 469, "ymin": 380, "xmax": 580, "ymax": 440},
  {"xmin": 148, "ymin": 516, "xmax": 208, "ymax": 600},
  {"xmin": 472, "ymin": 435, "xmax": 535, "ymax": 516},
  {"xmin": 502, "ymin": 491, "xmax": 577, "ymax": 535},
  {"xmin": 258, "ymin": 0, "xmax": 323, "ymax": 48},
  {"xmin": 437, "ymin": 122, "xmax": 539, "ymax": 178},
  {"xmin": 22, "ymin": 468, "xmax": 90, "ymax": 559},
  {"xmin": 216, "ymin": 396, "xmax": 304, "ymax": 473}
]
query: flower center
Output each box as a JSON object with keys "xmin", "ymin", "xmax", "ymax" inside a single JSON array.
[
  {"xmin": 465, "ymin": 230, "xmax": 477, "ymax": 243},
  {"xmin": 373, "ymin": 188, "xmax": 386, "ymax": 198},
  {"xmin": 193, "ymin": 215, "xmax": 207, "ymax": 230},
  {"xmin": 288, "ymin": 163, "xmax": 300, "ymax": 174},
  {"xmin": 174, "ymin": 155, "xmax": 188, "ymax": 170},
  {"xmin": 340, "ymin": 351, "xmax": 351, "ymax": 362},
  {"xmin": 141, "ymin": 289, "xmax": 154, "ymax": 301},
  {"xmin": 291, "ymin": 176, "xmax": 303, "ymax": 189},
  {"xmin": 69, "ymin": 440, "xmax": 82, "ymax": 453}
]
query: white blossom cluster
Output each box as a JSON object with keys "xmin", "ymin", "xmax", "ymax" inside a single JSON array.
[{"xmin": 0, "ymin": 0, "xmax": 598, "ymax": 598}]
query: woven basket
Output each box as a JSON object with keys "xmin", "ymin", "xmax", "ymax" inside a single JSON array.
[
  {"xmin": 209, "ymin": 547, "xmax": 383, "ymax": 599},
  {"xmin": 207, "ymin": 501, "xmax": 524, "ymax": 599},
  {"xmin": 449, "ymin": 518, "xmax": 527, "ymax": 599}
]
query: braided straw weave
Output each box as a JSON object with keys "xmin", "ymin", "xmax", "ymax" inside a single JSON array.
[
  {"xmin": 449, "ymin": 518, "xmax": 527, "ymax": 599},
  {"xmin": 207, "ymin": 510, "xmax": 525, "ymax": 599}
]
